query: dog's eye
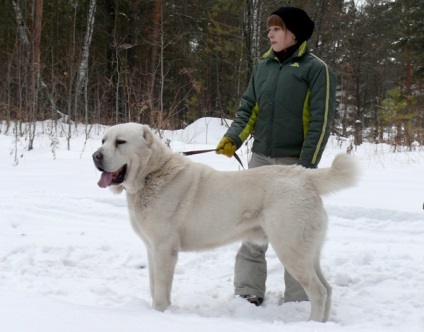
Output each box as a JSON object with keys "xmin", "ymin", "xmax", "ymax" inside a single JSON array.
[{"xmin": 116, "ymin": 139, "xmax": 127, "ymax": 146}]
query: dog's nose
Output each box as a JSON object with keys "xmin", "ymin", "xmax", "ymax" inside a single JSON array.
[{"xmin": 92, "ymin": 151, "xmax": 103, "ymax": 162}]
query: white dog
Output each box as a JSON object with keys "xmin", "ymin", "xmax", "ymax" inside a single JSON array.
[{"xmin": 93, "ymin": 123, "xmax": 358, "ymax": 322}]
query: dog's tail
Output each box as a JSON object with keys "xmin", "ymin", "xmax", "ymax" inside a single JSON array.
[{"xmin": 312, "ymin": 153, "xmax": 359, "ymax": 195}]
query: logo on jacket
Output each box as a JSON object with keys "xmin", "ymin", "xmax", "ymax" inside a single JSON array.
[{"xmin": 291, "ymin": 62, "xmax": 300, "ymax": 67}]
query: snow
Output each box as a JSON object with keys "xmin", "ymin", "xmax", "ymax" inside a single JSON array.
[{"xmin": 1, "ymin": 117, "xmax": 423, "ymax": 332}]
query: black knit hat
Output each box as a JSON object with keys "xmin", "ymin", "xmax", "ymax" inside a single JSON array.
[{"xmin": 270, "ymin": 7, "xmax": 315, "ymax": 43}]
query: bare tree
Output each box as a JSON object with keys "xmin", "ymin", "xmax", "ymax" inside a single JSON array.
[
  {"xmin": 72, "ymin": 0, "xmax": 97, "ymax": 150},
  {"xmin": 150, "ymin": 0, "xmax": 161, "ymax": 115},
  {"xmin": 244, "ymin": 0, "xmax": 264, "ymax": 70},
  {"xmin": 74, "ymin": 0, "xmax": 97, "ymax": 124},
  {"xmin": 12, "ymin": 0, "xmax": 40, "ymax": 150}
]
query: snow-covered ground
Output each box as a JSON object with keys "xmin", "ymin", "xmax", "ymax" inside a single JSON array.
[{"xmin": 1, "ymin": 118, "xmax": 423, "ymax": 331}]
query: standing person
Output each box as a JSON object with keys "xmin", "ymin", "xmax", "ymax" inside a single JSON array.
[{"xmin": 216, "ymin": 6, "xmax": 337, "ymax": 306}]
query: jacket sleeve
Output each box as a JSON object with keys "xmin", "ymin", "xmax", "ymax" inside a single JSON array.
[
  {"xmin": 298, "ymin": 62, "xmax": 336, "ymax": 168},
  {"xmin": 224, "ymin": 66, "xmax": 259, "ymax": 149}
]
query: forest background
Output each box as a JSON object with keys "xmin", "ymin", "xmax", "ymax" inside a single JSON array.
[{"xmin": 1, "ymin": 0, "xmax": 423, "ymax": 150}]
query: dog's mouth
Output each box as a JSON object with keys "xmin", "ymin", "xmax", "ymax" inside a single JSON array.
[{"xmin": 97, "ymin": 164, "xmax": 128, "ymax": 188}]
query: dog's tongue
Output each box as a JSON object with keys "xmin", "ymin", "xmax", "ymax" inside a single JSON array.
[{"xmin": 97, "ymin": 171, "xmax": 113, "ymax": 188}]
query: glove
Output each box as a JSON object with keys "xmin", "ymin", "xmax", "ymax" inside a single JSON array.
[{"xmin": 216, "ymin": 137, "xmax": 236, "ymax": 158}]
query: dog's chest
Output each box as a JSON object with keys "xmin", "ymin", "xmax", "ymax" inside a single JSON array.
[
  {"xmin": 126, "ymin": 188, "xmax": 156, "ymax": 217},
  {"xmin": 127, "ymin": 176, "xmax": 163, "ymax": 209},
  {"xmin": 125, "ymin": 182, "xmax": 166, "ymax": 233},
  {"xmin": 126, "ymin": 194, "xmax": 156, "ymax": 240}
]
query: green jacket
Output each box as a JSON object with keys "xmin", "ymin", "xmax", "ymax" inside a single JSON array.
[{"xmin": 225, "ymin": 42, "xmax": 336, "ymax": 168}]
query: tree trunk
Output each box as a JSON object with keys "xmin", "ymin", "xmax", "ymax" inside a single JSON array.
[
  {"xmin": 12, "ymin": 0, "xmax": 57, "ymax": 123},
  {"xmin": 150, "ymin": 0, "xmax": 161, "ymax": 114},
  {"xmin": 244, "ymin": 0, "xmax": 262, "ymax": 74},
  {"xmin": 28, "ymin": 0, "xmax": 43, "ymax": 151},
  {"xmin": 128, "ymin": 0, "xmax": 139, "ymax": 69},
  {"xmin": 74, "ymin": 0, "xmax": 97, "ymax": 127}
]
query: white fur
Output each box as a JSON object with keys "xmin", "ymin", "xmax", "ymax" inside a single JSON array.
[{"xmin": 93, "ymin": 123, "xmax": 359, "ymax": 322}]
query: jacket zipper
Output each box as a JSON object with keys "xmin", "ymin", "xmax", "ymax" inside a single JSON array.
[{"xmin": 268, "ymin": 61, "xmax": 284, "ymax": 157}]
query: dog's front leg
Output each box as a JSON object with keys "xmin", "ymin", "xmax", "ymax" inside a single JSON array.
[
  {"xmin": 146, "ymin": 247, "xmax": 155, "ymax": 300},
  {"xmin": 150, "ymin": 244, "xmax": 179, "ymax": 311}
]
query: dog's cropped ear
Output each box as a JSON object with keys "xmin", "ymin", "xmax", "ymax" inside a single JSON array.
[{"xmin": 142, "ymin": 125, "xmax": 154, "ymax": 146}]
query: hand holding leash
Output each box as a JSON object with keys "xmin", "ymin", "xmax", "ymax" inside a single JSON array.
[
  {"xmin": 216, "ymin": 137, "xmax": 236, "ymax": 158},
  {"xmin": 182, "ymin": 137, "xmax": 244, "ymax": 169}
]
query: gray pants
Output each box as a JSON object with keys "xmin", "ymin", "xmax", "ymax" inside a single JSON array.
[{"xmin": 234, "ymin": 153, "xmax": 309, "ymax": 302}]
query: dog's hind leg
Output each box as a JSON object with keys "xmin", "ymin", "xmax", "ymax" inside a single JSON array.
[
  {"xmin": 314, "ymin": 253, "xmax": 332, "ymax": 321},
  {"xmin": 270, "ymin": 238, "xmax": 328, "ymax": 322},
  {"xmin": 286, "ymin": 261, "xmax": 328, "ymax": 322}
]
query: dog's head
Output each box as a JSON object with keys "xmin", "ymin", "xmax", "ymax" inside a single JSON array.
[{"xmin": 93, "ymin": 123, "xmax": 156, "ymax": 194}]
